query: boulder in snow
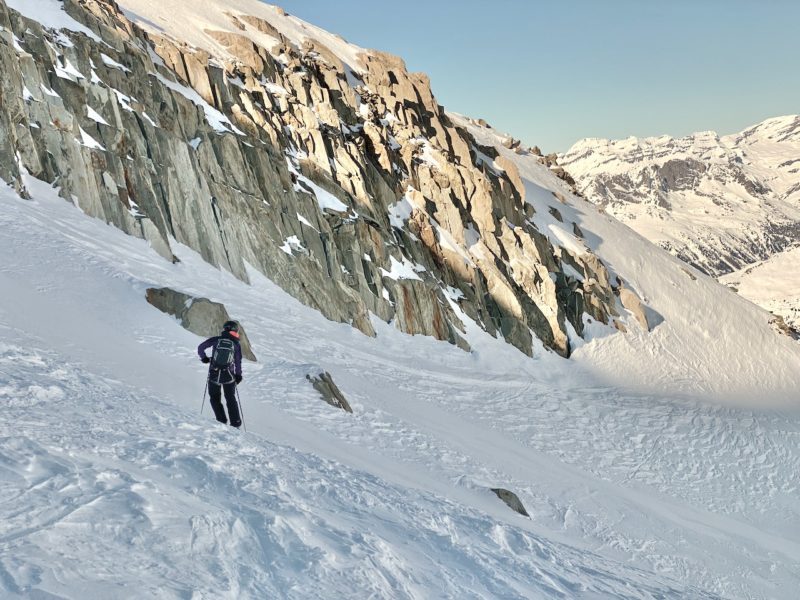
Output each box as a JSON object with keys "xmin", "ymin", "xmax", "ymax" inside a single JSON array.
[
  {"xmin": 307, "ymin": 371, "xmax": 352, "ymax": 413},
  {"xmin": 145, "ymin": 287, "xmax": 257, "ymax": 361},
  {"xmin": 490, "ymin": 488, "xmax": 529, "ymax": 517},
  {"xmin": 618, "ymin": 287, "xmax": 652, "ymax": 332},
  {"xmin": 769, "ymin": 315, "xmax": 800, "ymax": 340}
]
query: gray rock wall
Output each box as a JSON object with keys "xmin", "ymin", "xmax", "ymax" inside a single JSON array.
[{"xmin": 0, "ymin": 0, "xmax": 634, "ymax": 357}]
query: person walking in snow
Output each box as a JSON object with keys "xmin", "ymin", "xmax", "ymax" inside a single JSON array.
[{"xmin": 198, "ymin": 321, "xmax": 243, "ymax": 428}]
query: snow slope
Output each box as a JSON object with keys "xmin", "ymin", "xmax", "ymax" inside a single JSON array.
[
  {"xmin": 2, "ymin": 156, "xmax": 800, "ymax": 599},
  {"xmin": 452, "ymin": 113, "xmax": 800, "ymax": 403},
  {"xmin": 720, "ymin": 246, "xmax": 800, "ymax": 331},
  {"xmin": 116, "ymin": 0, "xmax": 368, "ymax": 72}
]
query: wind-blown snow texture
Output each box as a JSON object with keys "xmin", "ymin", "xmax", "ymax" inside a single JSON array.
[
  {"xmin": 2, "ymin": 1, "xmax": 800, "ymax": 598},
  {"xmin": 2, "ymin": 153, "xmax": 800, "ymax": 600}
]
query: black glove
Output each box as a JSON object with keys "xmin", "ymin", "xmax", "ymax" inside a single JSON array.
[
  {"xmin": 201, "ymin": 356, "xmax": 210, "ymax": 364},
  {"xmin": 235, "ymin": 374, "xmax": 242, "ymax": 385}
]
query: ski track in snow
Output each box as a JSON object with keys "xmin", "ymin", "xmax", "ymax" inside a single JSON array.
[
  {"xmin": 0, "ymin": 178, "xmax": 799, "ymax": 598},
  {"xmin": 0, "ymin": 337, "xmax": 716, "ymax": 599}
]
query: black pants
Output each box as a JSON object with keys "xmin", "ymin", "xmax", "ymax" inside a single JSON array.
[{"xmin": 208, "ymin": 370, "xmax": 241, "ymax": 428}]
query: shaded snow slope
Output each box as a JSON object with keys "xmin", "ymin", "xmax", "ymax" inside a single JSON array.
[
  {"xmin": 2, "ymin": 161, "xmax": 800, "ymax": 599},
  {"xmin": 8, "ymin": 346, "xmax": 743, "ymax": 600},
  {"xmin": 8, "ymin": 344, "xmax": 702, "ymax": 599},
  {"xmin": 451, "ymin": 113, "xmax": 800, "ymax": 403}
]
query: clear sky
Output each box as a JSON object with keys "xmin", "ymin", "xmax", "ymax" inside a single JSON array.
[{"xmin": 269, "ymin": 0, "xmax": 800, "ymax": 152}]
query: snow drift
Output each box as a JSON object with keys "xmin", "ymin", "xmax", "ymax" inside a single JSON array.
[{"xmin": 1, "ymin": 0, "xmax": 800, "ymax": 598}]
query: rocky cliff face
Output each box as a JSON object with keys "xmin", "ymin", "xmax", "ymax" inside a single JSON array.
[
  {"xmin": 560, "ymin": 117, "xmax": 800, "ymax": 278},
  {"xmin": 0, "ymin": 0, "xmax": 646, "ymax": 357}
]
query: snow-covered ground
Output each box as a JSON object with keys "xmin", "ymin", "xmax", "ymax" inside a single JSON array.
[
  {"xmin": 3, "ymin": 0, "xmax": 800, "ymax": 597},
  {"xmin": 721, "ymin": 246, "xmax": 800, "ymax": 331},
  {"xmin": 2, "ymin": 165, "xmax": 800, "ymax": 599}
]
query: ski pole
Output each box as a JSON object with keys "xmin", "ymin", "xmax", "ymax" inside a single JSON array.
[
  {"xmin": 200, "ymin": 380, "xmax": 208, "ymax": 414},
  {"xmin": 235, "ymin": 386, "xmax": 246, "ymax": 432}
]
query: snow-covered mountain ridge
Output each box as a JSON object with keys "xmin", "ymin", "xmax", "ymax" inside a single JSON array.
[
  {"xmin": 560, "ymin": 116, "xmax": 800, "ymax": 329},
  {"xmin": 2, "ymin": 2, "xmax": 800, "ymax": 598},
  {"xmin": 2, "ymin": 0, "xmax": 798, "ymax": 399},
  {"xmin": 0, "ymin": 0, "xmax": 654, "ymax": 360},
  {"xmin": 563, "ymin": 115, "xmax": 800, "ymax": 204}
]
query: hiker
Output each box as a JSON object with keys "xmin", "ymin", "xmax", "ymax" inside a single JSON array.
[{"xmin": 198, "ymin": 321, "xmax": 243, "ymax": 428}]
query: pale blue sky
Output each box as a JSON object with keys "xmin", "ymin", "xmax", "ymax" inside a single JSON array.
[{"xmin": 270, "ymin": 0, "xmax": 799, "ymax": 152}]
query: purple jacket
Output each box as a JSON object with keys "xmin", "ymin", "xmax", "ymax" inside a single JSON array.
[{"xmin": 198, "ymin": 333, "xmax": 242, "ymax": 376}]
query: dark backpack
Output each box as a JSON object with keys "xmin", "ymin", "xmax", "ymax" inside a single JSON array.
[{"xmin": 211, "ymin": 338, "xmax": 236, "ymax": 370}]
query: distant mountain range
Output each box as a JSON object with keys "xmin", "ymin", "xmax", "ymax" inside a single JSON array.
[
  {"xmin": 3, "ymin": 1, "xmax": 800, "ymax": 598},
  {"xmin": 561, "ymin": 116, "xmax": 800, "ymax": 330}
]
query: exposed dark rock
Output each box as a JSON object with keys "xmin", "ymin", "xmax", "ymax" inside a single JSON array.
[
  {"xmin": 543, "ymin": 153, "xmax": 559, "ymax": 167},
  {"xmin": 550, "ymin": 166, "xmax": 576, "ymax": 186},
  {"xmin": 145, "ymin": 287, "xmax": 257, "ymax": 360},
  {"xmin": 680, "ymin": 267, "xmax": 698, "ymax": 281},
  {"xmin": 306, "ymin": 371, "xmax": 353, "ymax": 413},
  {"xmin": 769, "ymin": 316, "xmax": 800, "ymax": 340},
  {"xmin": 490, "ymin": 488, "xmax": 529, "ymax": 517}
]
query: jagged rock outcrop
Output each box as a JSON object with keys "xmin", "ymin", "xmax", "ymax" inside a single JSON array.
[
  {"xmin": 306, "ymin": 371, "xmax": 353, "ymax": 413},
  {"xmin": 617, "ymin": 287, "xmax": 651, "ymax": 331},
  {"xmin": 490, "ymin": 488, "xmax": 529, "ymax": 517},
  {"xmin": 0, "ymin": 0, "xmax": 645, "ymax": 357},
  {"xmin": 769, "ymin": 315, "xmax": 800, "ymax": 340},
  {"xmin": 145, "ymin": 287, "xmax": 257, "ymax": 360}
]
